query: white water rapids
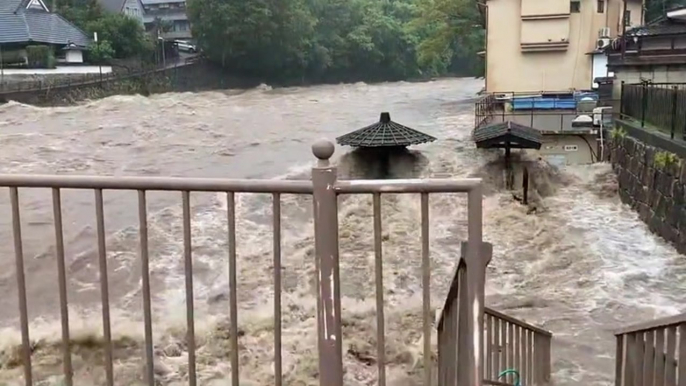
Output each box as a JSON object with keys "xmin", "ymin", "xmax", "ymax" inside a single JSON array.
[{"xmin": 0, "ymin": 78, "xmax": 684, "ymax": 386}]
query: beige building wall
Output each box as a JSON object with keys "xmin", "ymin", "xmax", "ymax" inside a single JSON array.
[
  {"xmin": 486, "ymin": 0, "xmax": 643, "ymax": 93},
  {"xmin": 531, "ymin": 134, "xmax": 598, "ymax": 166}
]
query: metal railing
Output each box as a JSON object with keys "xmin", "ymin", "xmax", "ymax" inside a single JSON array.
[
  {"xmin": 1, "ymin": 140, "xmax": 507, "ymax": 386},
  {"xmin": 615, "ymin": 312, "xmax": 686, "ymax": 386},
  {"xmin": 0, "ymin": 57, "xmax": 198, "ymax": 96},
  {"xmin": 483, "ymin": 307, "xmax": 552, "ymax": 386},
  {"xmin": 475, "ymin": 92, "xmax": 616, "ymax": 132},
  {"xmin": 437, "ymin": 241, "xmax": 552, "ymax": 386},
  {"xmin": 620, "ymin": 82, "xmax": 686, "ymax": 140}
]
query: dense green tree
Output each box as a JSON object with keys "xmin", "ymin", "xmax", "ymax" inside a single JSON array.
[
  {"xmin": 187, "ymin": 0, "xmax": 485, "ymax": 83},
  {"xmin": 85, "ymin": 14, "xmax": 153, "ymax": 59}
]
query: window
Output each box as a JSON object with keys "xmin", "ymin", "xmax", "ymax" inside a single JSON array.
[
  {"xmin": 570, "ymin": 1, "xmax": 580, "ymax": 13},
  {"xmin": 597, "ymin": 0, "xmax": 605, "ymax": 13},
  {"xmin": 624, "ymin": 10, "xmax": 631, "ymax": 26}
]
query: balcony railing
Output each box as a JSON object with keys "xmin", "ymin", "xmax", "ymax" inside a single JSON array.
[
  {"xmin": 615, "ymin": 312, "xmax": 686, "ymax": 386},
  {"xmin": 620, "ymin": 82, "xmax": 686, "ymax": 140}
]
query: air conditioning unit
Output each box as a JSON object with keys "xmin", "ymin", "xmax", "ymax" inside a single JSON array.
[
  {"xmin": 598, "ymin": 27, "xmax": 611, "ymax": 38},
  {"xmin": 597, "ymin": 38, "xmax": 611, "ymax": 50}
]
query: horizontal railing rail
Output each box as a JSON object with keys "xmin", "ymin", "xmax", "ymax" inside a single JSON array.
[
  {"xmin": 484, "ymin": 307, "xmax": 552, "ymax": 386},
  {"xmin": 1, "ymin": 140, "xmax": 487, "ymax": 386},
  {"xmin": 614, "ymin": 312, "xmax": 686, "ymax": 386}
]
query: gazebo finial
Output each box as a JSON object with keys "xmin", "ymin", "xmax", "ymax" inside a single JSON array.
[{"xmin": 380, "ymin": 112, "xmax": 391, "ymax": 123}]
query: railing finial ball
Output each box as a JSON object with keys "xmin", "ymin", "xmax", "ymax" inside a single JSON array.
[{"xmin": 312, "ymin": 139, "xmax": 335, "ymax": 161}]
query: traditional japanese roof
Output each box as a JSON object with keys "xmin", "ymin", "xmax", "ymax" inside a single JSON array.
[
  {"xmin": 0, "ymin": 0, "xmax": 91, "ymax": 47},
  {"xmin": 473, "ymin": 121, "xmax": 542, "ymax": 149},
  {"xmin": 336, "ymin": 112, "xmax": 437, "ymax": 148}
]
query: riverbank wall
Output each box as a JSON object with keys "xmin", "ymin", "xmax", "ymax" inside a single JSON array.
[
  {"xmin": 607, "ymin": 120, "xmax": 686, "ymax": 254},
  {"xmin": 0, "ymin": 61, "xmax": 261, "ymax": 106}
]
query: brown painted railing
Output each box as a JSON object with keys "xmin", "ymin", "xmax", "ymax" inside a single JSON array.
[
  {"xmin": 437, "ymin": 244, "xmax": 553, "ymax": 386},
  {"xmin": 483, "ymin": 307, "xmax": 552, "ymax": 386},
  {"xmin": 615, "ymin": 312, "xmax": 686, "ymax": 386},
  {"xmin": 0, "ymin": 140, "xmax": 489, "ymax": 386}
]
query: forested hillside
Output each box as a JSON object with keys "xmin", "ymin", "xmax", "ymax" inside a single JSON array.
[{"xmin": 186, "ymin": 0, "xmax": 485, "ymax": 83}]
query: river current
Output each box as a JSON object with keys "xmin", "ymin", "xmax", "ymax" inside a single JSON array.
[{"xmin": 0, "ymin": 78, "xmax": 684, "ymax": 386}]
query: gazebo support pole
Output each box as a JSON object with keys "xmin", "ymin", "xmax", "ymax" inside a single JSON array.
[
  {"xmin": 522, "ymin": 167, "xmax": 529, "ymax": 205},
  {"xmin": 504, "ymin": 144, "xmax": 513, "ymax": 190}
]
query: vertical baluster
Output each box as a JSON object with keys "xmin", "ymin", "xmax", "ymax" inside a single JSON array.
[
  {"xmin": 656, "ymin": 328, "xmax": 666, "ymax": 386},
  {"xmin": 514, "ymin": 325, "xmax": 521, "ymax": 382},
  {"xmin": 498, "ymin": 316, "xmax": 502, "ymax": 380},
  {"xmin": 273, "ymin": 193, "xmax": 282, "ymax": 386},
  {"xmin": 636, "ymin": 333, "xmax": 645, "ymax": 386},
  {"xmin": 52, "ymin": 188, "xmax": 72, "ymax": 386},
  {"xmin": 373, "ymin": 193, "xmax": 386, "ymax": 386},
  {"xmin": 615, "ymin": 334, "xmax": 624, "ymax": 386},
  {"xmin": 486, "ymin": 314, "xmax": 492, "ymax": 381},
  {"xmin": 138, "ymin": 191, "xmax": 155, "ymax": 386},
  {"xmin": 666, "ymin": 327, "xmax": 677, "ymax": 386},
  {"xmin": 645, "ymin": 331, "xmax": 656, "ymax": 386},
  {"xmin": 10, "ymin": 187, "xmax": 32, "ymax": 386},
  {"xmin": 678, "ymin": 324, "xmax": 686, "ymax": 386},
  {"xmin": 94, "ymin": 189, "xmax": 114, "ymax": 386},
  {"xmin": 182, "ymin": 191, "xmax": 197, "ymax": 386},
  {"xmin": 421, "ymin": 193, "xmax": 431, "ymax": 385},
  {"xmin": 227, "ymin": 192, "xmax": 239, "ymax": 385}
]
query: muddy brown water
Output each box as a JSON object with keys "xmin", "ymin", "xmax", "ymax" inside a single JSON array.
[{"xmin": 0, "ymin": 79, "xmax": 684, "ymax": 386}]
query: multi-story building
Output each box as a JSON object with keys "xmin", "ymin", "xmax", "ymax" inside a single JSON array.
[
  {"xmin": 483, "ymin": 0, "xmax": 644, "ymax": 93},
  {"xmin": 140, "ymin": 0, "xmax": 191, "ymax": 40}
]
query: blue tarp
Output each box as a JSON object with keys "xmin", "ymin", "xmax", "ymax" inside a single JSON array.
[{"xmin": 511, "ymin": 92, "xmax": 598, "ymax": 110}]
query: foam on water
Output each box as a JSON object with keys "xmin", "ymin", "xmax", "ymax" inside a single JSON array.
[{"xmin": 0, "ymin": 78, "xmax": 684, "ymax": 386}]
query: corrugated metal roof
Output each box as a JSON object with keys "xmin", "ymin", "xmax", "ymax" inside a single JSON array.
[
  {"xmin": 336, "ymin": 112, "xmax": 437, "ymax": 148},
  {"xmin": 0, "ymin": 5, "xmax": 90, "ymax": 47}
]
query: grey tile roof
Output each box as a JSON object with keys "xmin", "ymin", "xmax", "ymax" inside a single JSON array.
[
  {"xmin": 626, "ymin": 18, "xmax": 686, "ymax": 37},
  {"xmin": 336, "ymin": 112, "xmax": 437, "ymax": 148},
  {"xmin": 0, "ymin": 1, "xmax": 91, "ymax": 47},
  {"xmin": 473, "ymin": 121, "xmax": 542, "ymax": 149}
]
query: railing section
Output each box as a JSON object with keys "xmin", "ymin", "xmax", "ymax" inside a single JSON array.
[
  {"xmin": 483, "ymin": 307, "xmax": 552, "ymax": 386},
  {"xmin": 437, "ymin": 246, "xmax": 553, "ymax": 386},
  {"xmin": 1, "ymin": 139, "xmax": 488, "ymax": 386},
  {"xmin": 620, "ymin": 82, "xmax": 686, "ymax": 140},
  {"xmin": 615, "ymin": 313, "xmax": 686, "ymax": 386}
]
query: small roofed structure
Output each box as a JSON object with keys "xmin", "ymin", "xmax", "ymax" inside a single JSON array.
[
  {"xmin": 336, "ymin": 112, "xmax": 437, "ymax": 148},
  {"xmin": 473, "ymin": 121, "xmax": 542, "ymax": 150},
  {"xmin": 473, "ymin": 121, "xmax": 542, "ymax": 192}
]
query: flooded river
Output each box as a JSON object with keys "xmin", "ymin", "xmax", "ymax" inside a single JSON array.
[{"xmin": 0, "ymin": 78, "xmax": 684, "ymax": 386}]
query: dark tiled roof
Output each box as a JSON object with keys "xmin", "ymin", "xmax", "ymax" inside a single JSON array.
[
  {"xmin": 0, "ymin": 0, "xmax": 91, "ymax": 47},
  {"xmin": 336, "ymin": 112, "xmax": 437, "ymax": 148},
  {"xmin": 473, "ymin": 121, "xmax": 542, "ymax": 149},
  {"xmin": 626, "ymin": 18, "xmax": 686, "ymax": 37}
]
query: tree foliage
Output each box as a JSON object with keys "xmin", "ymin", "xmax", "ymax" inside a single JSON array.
[
  {"xmin": 645, "ymin": 0, "xmax": 686, "ymax": 22},
  {"xmin": 52, "ymin": 0, "xmax": 153, "ymax": 60},
  {"xmin": 187, "ymin": 0, "xmax": 485, "ymax": 83}
]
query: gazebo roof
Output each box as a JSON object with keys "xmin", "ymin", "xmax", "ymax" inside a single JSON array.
[
  {"xmin": 336, "ymin": 112, "xmax": 437, "ymax": 148},
  {"xmin": 473, "ymin": 121, "xmax": 542, "ymax": 149}
]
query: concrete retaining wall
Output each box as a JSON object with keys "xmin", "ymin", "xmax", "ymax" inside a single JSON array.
[
  {"xmin": 608, "ymin": 124, "xmax": 686, "ymax": 253},
  {"xmin": 0, "ymin": 61, "xmax": 261, "ymax": 106}
]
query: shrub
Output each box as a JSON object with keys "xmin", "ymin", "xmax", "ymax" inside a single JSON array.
[{"xmin": 26, "ymin": 45, "xmax": 56, "ymax": 69}]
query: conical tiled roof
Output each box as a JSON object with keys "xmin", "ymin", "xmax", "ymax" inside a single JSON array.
[{"xmin": 336, "ymin": 112, "xmax": 437, "ymax": 148}]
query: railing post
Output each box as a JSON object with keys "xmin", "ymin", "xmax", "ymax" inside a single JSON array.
[
  {"xmin": 641, "ymin": 83, "xmax": 647, "ymax": 127},
  {"xmin": 465, "ymin": 181, "xmax": 490, "ymax": 386},
  {"xmin": 311, "ymin": 139, "xmax": 343, "ymax": 386},
  {"xmin": 620, "ymin": 81, "xmax": 625, "ymax": 116},
  {"xmin": 534, "ymin": 333, "xmax": 552, "ymax": 385},
  {"xmin": 672, "ymin": 86, "xmax": 678, "ymax": 140}
]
